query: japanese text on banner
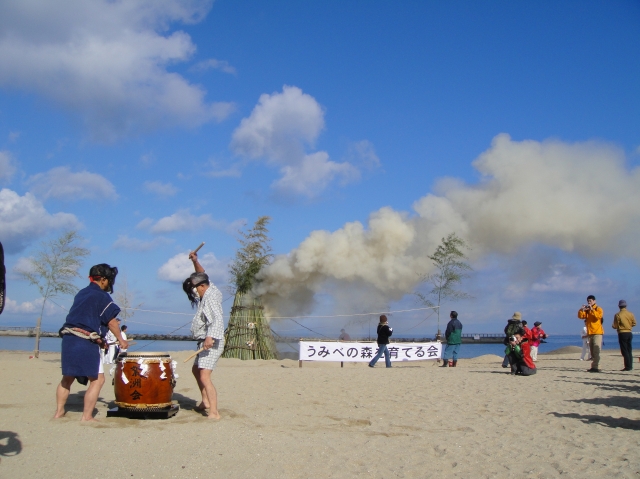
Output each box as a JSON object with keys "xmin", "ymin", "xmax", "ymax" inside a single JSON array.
[{"xmin": 299, "ymin": 341, "xmax": 442, "ymax": 362}]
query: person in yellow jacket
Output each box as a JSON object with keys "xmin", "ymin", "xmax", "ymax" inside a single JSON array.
[
  {"xmin": 578, "ymin": 295, "xmax": 604, "ymax": 372},
  {"xmin": 612, "ymin": 300, "xmax": 636, "ymax": 371}
]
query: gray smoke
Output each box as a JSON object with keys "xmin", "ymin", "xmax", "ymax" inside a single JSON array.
[{"xmin": 255, "ymin": 134, "xmax": 640, "ymax": 316}]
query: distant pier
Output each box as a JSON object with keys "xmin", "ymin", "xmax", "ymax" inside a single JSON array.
[{"xmin": 0, "ymin": 327, "xmax": 506, "ymax": 343}]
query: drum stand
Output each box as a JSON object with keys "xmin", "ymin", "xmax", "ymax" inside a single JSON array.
[{"xmin": 107, "ymin": 404, "xmax": 179, "ymax": 419}]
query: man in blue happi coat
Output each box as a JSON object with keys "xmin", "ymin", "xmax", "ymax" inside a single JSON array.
[{"xmin": 54, "ymin": 264, "xmax": 129, "ymax": 421}]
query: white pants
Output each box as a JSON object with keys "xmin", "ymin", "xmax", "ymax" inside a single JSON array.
[
  {"xmin": 98, "ymin": 349, "xmax": 104, "ymax": 374},
  {"xmin": 530, "ymin": 345, "xmax": 538, "ymax": 361},
  {"xmin": 581, "ymin": 339, "xmax": 591, "ymax": 360},
  {"xmin": 104, "ymin": 345, "xmax": 117, "ymax": 364}
]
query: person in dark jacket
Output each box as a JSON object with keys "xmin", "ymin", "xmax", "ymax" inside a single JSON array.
[
  {"xmin": 504, "ymin": 312, "xmax": 525, "ymax": 343},
  {"xmin": 369, "ymin": 315, "xmax": 393, "ymax": 368},
  {"xmin": 502, "ymin": 312, "xmax": 525, "ymax": 368},
  {"xmin": 441, "ymin": 311, "xmax": 463, "ymax": 367}
]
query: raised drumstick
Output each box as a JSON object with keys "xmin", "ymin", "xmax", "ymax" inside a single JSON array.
[
  {"xmin": 190, "ymin": 242, "xmax": 205, "ymax": 257},
  {"xmin": 183, "ymin": 348, "xmax": 205, "ymax": 363}
]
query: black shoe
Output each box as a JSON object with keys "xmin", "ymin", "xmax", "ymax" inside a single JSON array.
[
  {"xmin": 368, "ymin": 364, "xmax": 374, "ymax": 368},
  {"xmin": 622, "ymin": 368, "xmax": 633, "ymax": 371},
  {"xmin": 587, "ymin": 368, "xmax": 601, "ymax": 373}
]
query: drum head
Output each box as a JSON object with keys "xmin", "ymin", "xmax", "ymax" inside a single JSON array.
[{"xmin": 119, "ymin": 352, "xmax": 171, "ymax": 358}]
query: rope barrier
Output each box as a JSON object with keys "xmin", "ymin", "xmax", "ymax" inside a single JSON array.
[
  {"xmin": 43, "ymin": 293, "xmax": 440, "ymax": 345},
  {"xmin": 129, "ymin": 294, "xmax": 233, "ymax": 352}
]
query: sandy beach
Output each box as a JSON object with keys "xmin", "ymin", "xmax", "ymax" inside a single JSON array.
[{"xmin": 1, "ymin": 347, "xmax": 638, "ymax": 479}]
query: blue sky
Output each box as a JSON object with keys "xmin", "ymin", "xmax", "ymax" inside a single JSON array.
[{"xmin": 1, "ymin": 0, "xmax": 639, "ymax": 337}]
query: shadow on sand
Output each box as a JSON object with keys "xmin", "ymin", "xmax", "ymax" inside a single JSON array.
[
  {"xmin": 549, "ymin": 412, "xmax": 640, "ymax": 430},
  {"xmin": 0, "ymin": 431, "xmax": 22, "ymax": 461}
]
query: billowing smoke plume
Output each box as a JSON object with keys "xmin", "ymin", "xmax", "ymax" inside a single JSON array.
[{"xmin": 255, "ymin": 134, "xmax": 640, "ymax": 316}]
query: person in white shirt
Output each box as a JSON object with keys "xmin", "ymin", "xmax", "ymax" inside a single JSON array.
[
  {"xmin": 119, "ymin": 325, "xmax": 128, "ymax": 354},
  {"xmin": 580, "ymin": 322, "xmax": 591, "ymax": 361},
  {"xmin": 103, "ymin": 325, "xmax": 118, "ymax": 364}
]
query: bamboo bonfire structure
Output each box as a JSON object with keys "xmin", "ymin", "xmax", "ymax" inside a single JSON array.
[
  {"xmin": 222, "ymin": 291, "xmax": 277, "ymax": 360},
  {"xmin": 222, "ymin": 216, "xmax": 278, "ymax": 360}
]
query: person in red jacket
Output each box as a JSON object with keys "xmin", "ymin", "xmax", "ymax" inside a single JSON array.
[
  {"xmin": 529, "ymin": 321, "xmax": 548, "ymax": 361},
  {"xmin": 505, "ymin": 333, "xmax": 536, "ymax": 376},
  {"xmin": 521, "ymin": 320, "xmax": 532, "ymax": 340}
]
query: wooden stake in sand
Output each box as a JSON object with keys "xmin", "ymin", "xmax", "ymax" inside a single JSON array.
[{"xmin": 184, "ymin": 348, "xmax": 204, "ymax": 363}]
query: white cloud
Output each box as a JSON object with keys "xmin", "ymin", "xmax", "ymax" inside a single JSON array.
[
  {"xmin": 0, "ymin": 151, "xmax": 17, "ymax": 182},
  {"xmin": 191, "ymin": 58, "xmax": 237, "ymax": 75},
  {"xmin": 3, "ymin": 297, "xmax": 58, "ymax": 315},
  {"xmin": 230, "ymin": 86, "xmax": 362, "ymax": 197},
  {"xmin": 272, "ymin": 152, "xmax": 359, "ymax": 197},
  {"xmin": 205, "ymin": 160, "xmax": 242, "ymax": 178},
  {"xmin": 157, "ymin": 251, "xmax": 227, "ymax": 285},
  {"xmin": 137, "ymin": 209, "xmax": 244, "ymax": 234},
  {"xmin": 143, "ymin": 180, "xmax": 178, "ymax": 197},
  {"xmin": 9, "ymin": 256, "xmax": 35, "ymax": 280},
  {"xmin": 231, "ymin": 85, "xmax": 324, "ymax": 163},
  {"xmin": 256, "ymin": 134, "xmax": 640, "ymax": 316},
  {"xmin": 346, "ymin": 140, "xmax": 381, "ymax": 170},
  {"xmin": 112, "ymin": 235, "xmax": 172, "ymax": 252},
  {"xmin": 12, "ymin": 256, "xmax": 34, "ymax": 272},
  {"xmin": 531, "ymin": 265, "xmax": 604, "ymax": 293},
  {"xmin": 27, "ymin": 166, "xmax": 117, "ymax": 201},
  {"xmin": 8, "ymin": 132, "xmax": 20, "ymax": 142},
  {"xmin": 140, "ymin": 152, "xmax": 156, "ymax": 167},
  {"xmin": 0, "ymin": 188, "xmax": 80, "ymax": 254},
  {"xmin": 0, "ymin": 0, "xmax": 234, "ymax": 141}
]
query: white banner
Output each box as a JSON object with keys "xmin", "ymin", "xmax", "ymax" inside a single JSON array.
[{"xmin": 299, "ymin": 341, "xmax": 442, "ymax": 362}]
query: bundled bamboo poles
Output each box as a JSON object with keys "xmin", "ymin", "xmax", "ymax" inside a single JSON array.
[{"xmin": 222, "ymin": 291, "xmax": 277, "ymax": 360}]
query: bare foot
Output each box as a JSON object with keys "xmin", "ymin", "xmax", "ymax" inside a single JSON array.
[
  {"xmin": 80, "ymin": 417, "xmax": 99, "ymax": 423},
  {"xmin": 207, "ymin": 411, "xmax": 221, "ymax": 420},
  {"xmin": 53, "ymin": 410, "xmax": 66, "ymax": 419},
  {"xmin": 194, "ymin": 403, "xmax": 209, "ymax": 412}
]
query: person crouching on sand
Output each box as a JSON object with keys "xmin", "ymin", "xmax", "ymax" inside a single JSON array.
[
  {"xmin": 505, "ymin": 333, "xmax": 536, "ymax": 376},
  {"xmin": 369, "ymin": 315, "xmax": 393, "ymax": 368}
]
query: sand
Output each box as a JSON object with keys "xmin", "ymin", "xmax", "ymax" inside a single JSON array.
[{"xmin": 0, "ymin": 348, "xmax": 639, "ymax": 479}]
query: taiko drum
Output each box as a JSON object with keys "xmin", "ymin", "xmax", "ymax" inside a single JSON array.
[{"xmin": 114, "ymin": 352, "xmax": 175, "ymax": 409}]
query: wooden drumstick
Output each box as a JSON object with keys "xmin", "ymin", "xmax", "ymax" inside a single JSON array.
[
  {"xmin": 184, "ymin": 348, "xmax": 205, "ymax": 363},
  {"xmin": 190, "ymin": 242, "xmax": 205, "ymax": 257}
]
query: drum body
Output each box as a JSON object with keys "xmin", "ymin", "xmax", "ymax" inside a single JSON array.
[{"xmin": 114, "ymin": 352, "xmax": 175, "ymax": 409}]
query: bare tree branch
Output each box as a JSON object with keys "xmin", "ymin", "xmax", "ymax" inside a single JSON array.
[
  {"xmin": 415, "ymin": 233, "xmax": 473, "ymax": 334},
  {"xmin": 229, "ymin": 216, "xmax": 273, "ymax": 294},
  {"xmin": 16, "ymin": 230, "xmax": 89, "ymax": 357}
]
